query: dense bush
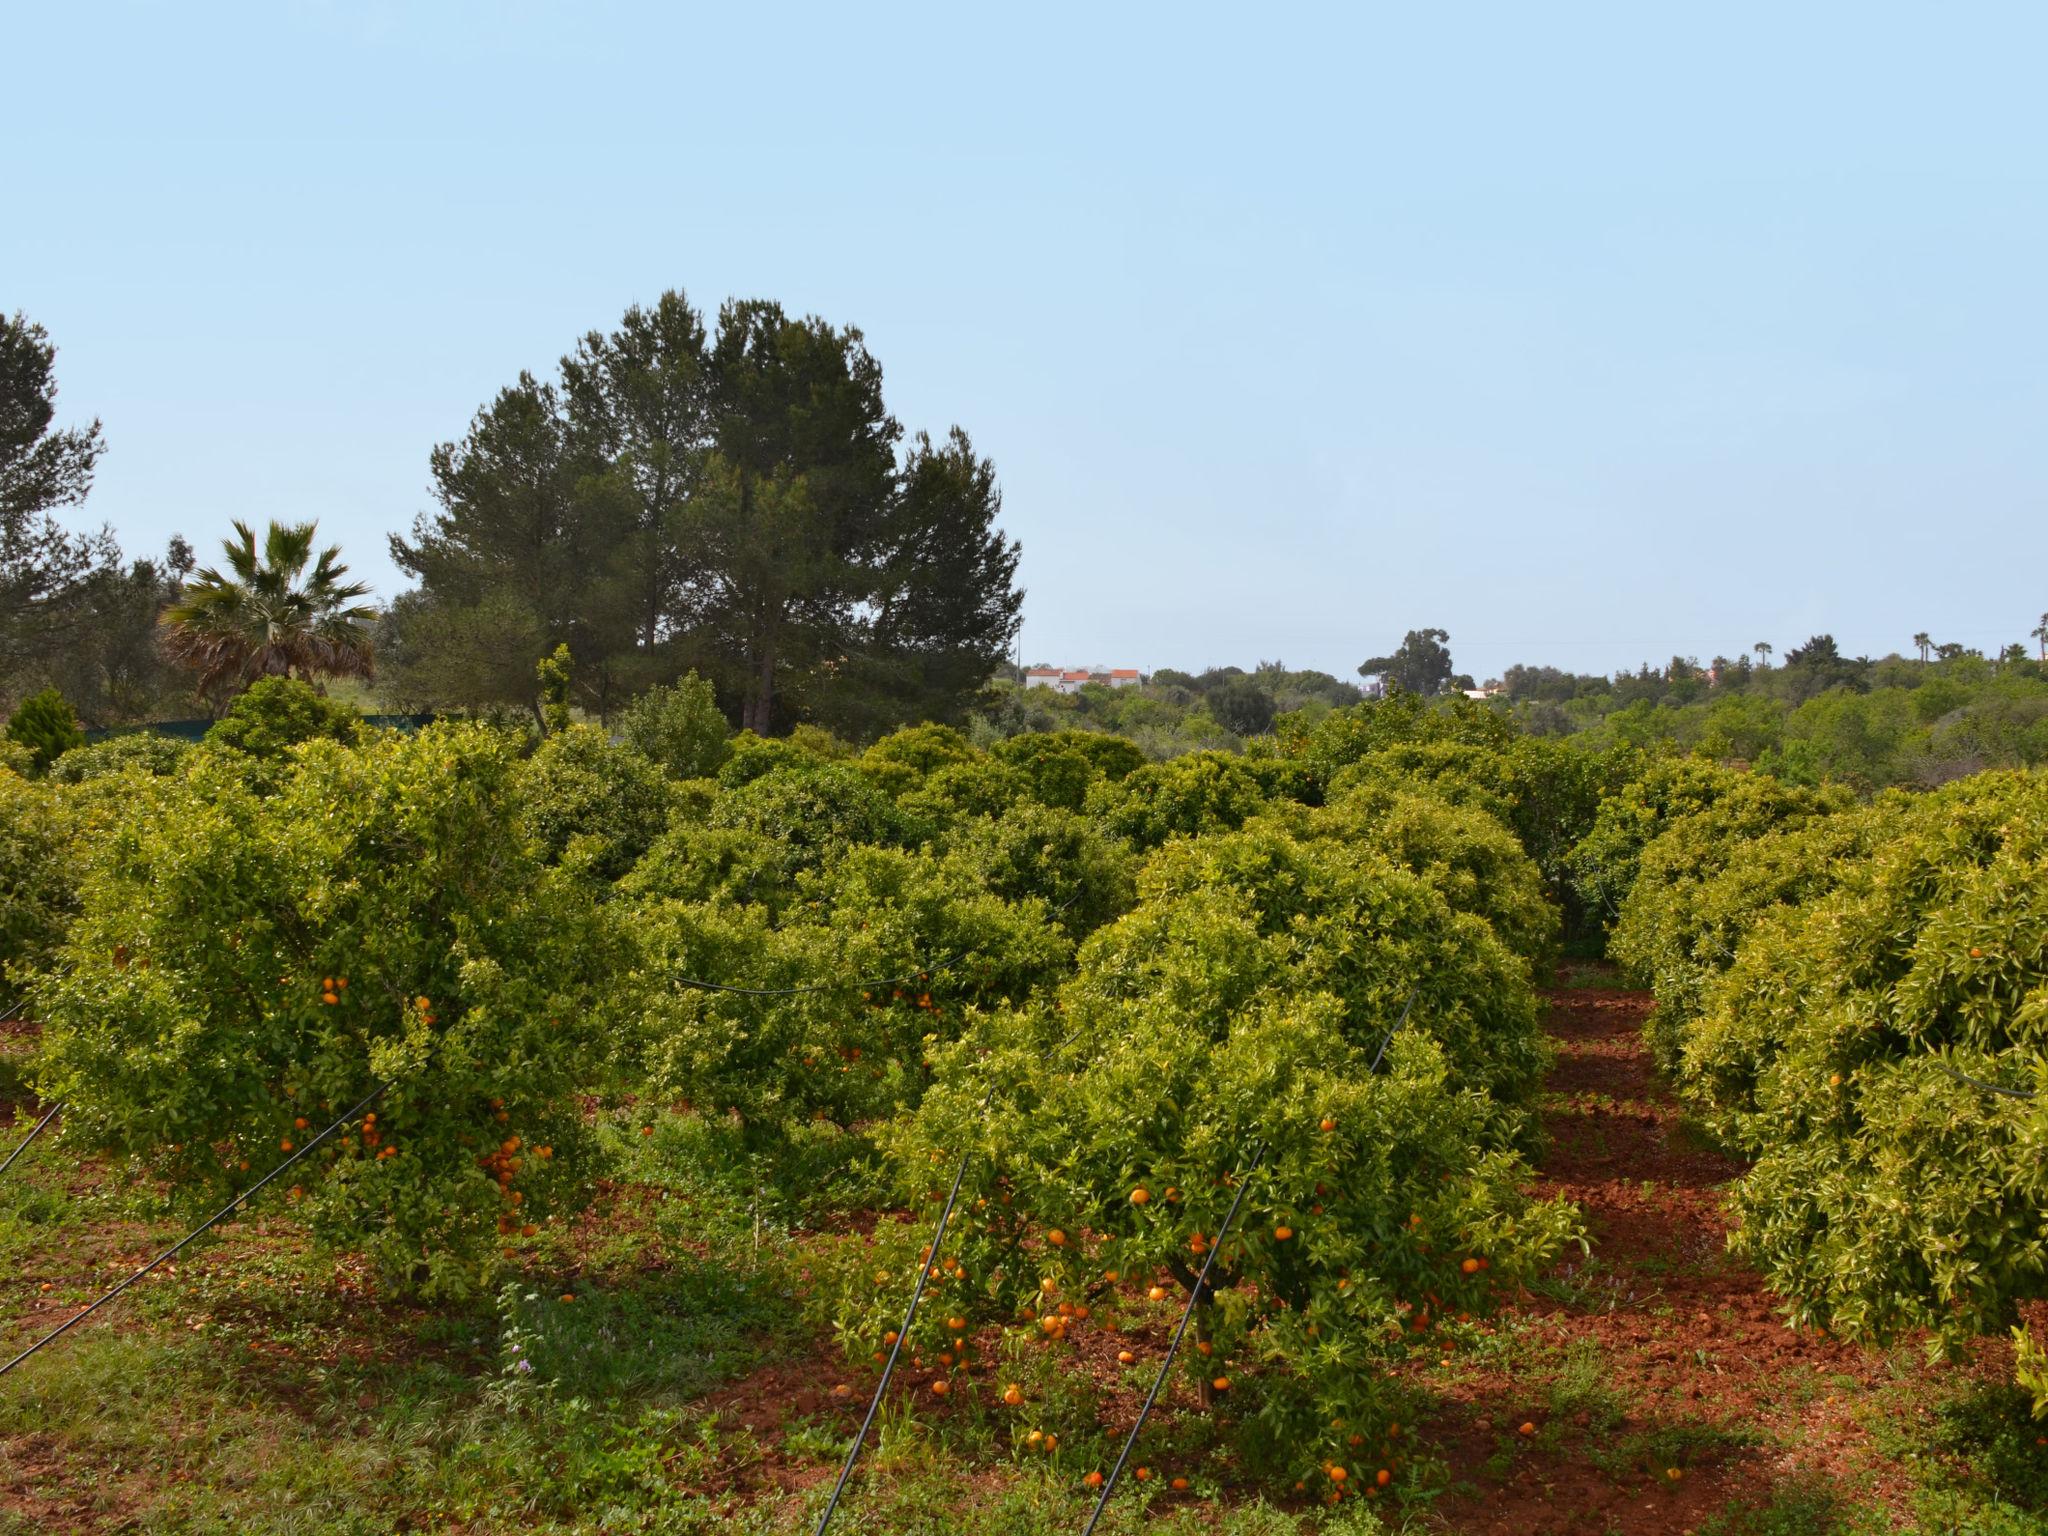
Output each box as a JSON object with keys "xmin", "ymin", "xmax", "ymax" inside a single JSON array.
[
  {"xmin": 859, "ymin": 723, "xmax": 982, "ymax": 799},
  {"xmin": 517, "ymin": 723, "xmax": 673, "ymax": 882},
  {"xmin": 707, "ymin": 759, "xmax": 918, "ymax": 881},
  {"xmin": 5, "ymin": 687, "xmax": 86, "ymax": 774},
  {"xmin": 1607, "ymin": 777, "xmax": 1865, "ymax": 1070},
  {"xmin": 48, "ymin": 731, "xmax": 190, "ymax": 783},
  {"xmin": 1675, "ymin": 771, "xmax": 2048, "ymax": 1369},
  {"xmin": 31, "ymin": 724, "xmax": 621, "ymax": 1295},
  {"xmin": 1565, "ymin": 756, "xmax": 1751, "ymax": 936},
  {"xmin": 1089, "ymin": 750, "xmax": 1270, "ymax": 851},
  {"xmin": 203, "ymin": 677, "xmax": 361, "ymax": 761},
  {"xmin": 0, "ymin": 767, "xmax": 79, "ymax": 985},
  {"xmin": 830, "ymin": 822, "xmax": 1575, "ymax": 1489},
  {"xmin": 1295, "ymin": 785, "xmax": 1559, "ymax": 969},
  {"xmin": 622, "ymin": 844, "xmax": 1072, "ymax": 1152},
  {"xmin": 616, "ymin": 672, "xmax": 731, "ymax": 781},
  {"xmin": 938, "ymin": 800, "xmax": 1137, "ymax": 939},
  {"xmin": 990, "ymin": 730, "xmax": 1144, "ymax": 810}
]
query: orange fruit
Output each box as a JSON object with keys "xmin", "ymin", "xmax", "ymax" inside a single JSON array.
[
  {"xmin": 1118, "ymin": 1349, "xmax": 1136, "ymax": 1364},
  {"xmin": 1274, "ymin": 1225, "xmax": 1293, "ymax": 1241},
  {"xmin": 1084, "ymin": 1471, "xmax": 1103, "ymax": 1488},
  {"xmin": 1047, "ymin": 1229, "xmax": 1066, "ymax": 1247},
  {"xmin": 1148, "ymin": 1285, "xmax": 1168, "ymax": 1302},
  {"xmin": 1461, "ymin": 1257, "xmax": 1480, "ymax": 1275},
  {"xmin": 947, "ymin": 1315, "xmax": 966, "ymax": 1331},
  {"xmin": 560, "ymin": 1293, "xmax": 575, "ymax": 1303},
  {"xmin": 279, "ymin": 1138, "xmax": 294, "ymax": 1151},
  {"xmin": 1329, "ymin": 1466, "xmax": 1348, "ymax": 1483},
  {"xmin": 1211, "ymin": 1376, "xmax": 1230, "ymax": 1392},
  {"xmin": 294, "ymin": 1117, "xmax": 309, "ymax": 1130},
  {"xmin": 1666, "ymin": 1467, "xmax": 1683, "ymax": 1482},
  {"xmin": 1519, "ymin": 1421, "xmax": 1535, "ymax": 1436},
  {"xmin": 1002, "ymin": 1383, "xmax": 1024, "ymax": 1405},
  {"xmin": 1130, "ymin": 1187, "xmax": 1150, "ymax": 1205},
  {"xmin": 930, "ymin": 1379, "xmax": 949, "ymax": 1396},
  {"xmin": 1376, "ymin": 1468, "xmax": 1391, "ymax": 1487},
  {"xmin": 1171, "ymin": 1475, "xmax": 1189, "ymax": 1490}
]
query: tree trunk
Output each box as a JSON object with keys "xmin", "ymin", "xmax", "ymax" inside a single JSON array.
[{"xmin": 746, "ymin": 632, "xmax": 775, "ymax": 734}]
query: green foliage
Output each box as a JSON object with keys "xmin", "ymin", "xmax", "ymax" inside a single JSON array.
[
  {"xmin": 1287, "ymin": 694, "xmax": 1516, "ymax": 788},
  {"xmin": 990, "ymin": 729, "xmax": 1145, "ymax": 810},
  {"xmin": 1565, "ymin": 756, "xmax": 1749, "ymax": 935},
  {"xmin": 617, "ymin": 671, "xmax": 731, "ymax": 780},
  {"xmin": 859, "ymin": 723, "xmax": 981, "ymax": 798},
  {"xmin": 1675, "ymin": 771, "xmax": 2048, "ymax": 1357},
  {"xmin": 622, "ymin": 844, "xmax": 1072, "ymax": 1154},
  {"xmin": 1608, "ymin": 776, "xmax": 1865, "ymax": 1070},
  {"xmin": 897, "ymin": 755, "xmax": 1030, "ymax": 826},
  {"xmin": 1091, "ymin": 750, "xmax": 1271, "ymax": 851},
  {"xmin": 518, "ymin": 723, "xmax": 674, "ymax": 882},
  {"xmin": 5, "ymin": 685, "xmax": 84, "ymax": 772},
  {"xmin": 203, "ymin": 677, "xmax": 362, "ymax": 762},
  {"xmin": 834, "ymin": 821, "xmax": 1574, "ymax": 1487},
  {"xmin": 938, "ymin": 800, "xmax": 1137, "ymax": 939},
  {"xmin": 161, "ymin": 519, "xmax": 376, "ymax": 698},
  {"xmin": 707, "ymin": 759, "xmax": 916, "ymax": 882},
  {"xmin": 48, "ymin": 731, "xmax": 190, "ymax": 783},
  {"xmin": 1298, "ymin": 786, "xmax": 1559, "ymax": 968},
  {"xmin": 537, "ymin": 644, "xmax": 574, "ymax": 735},
  {"xmin": 0, "ymin": 766, "xmax": 78, "ymax": 982},
  {"xmin": 30, "ymin": 723, "xmax": 621, "ymax": 1295}
]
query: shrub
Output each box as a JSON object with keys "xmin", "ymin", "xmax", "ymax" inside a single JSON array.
[
  {"xmin": 938, "ymin": 800, "xmax": 1137, "ymax": 939},
  {"xmin": 1089, "ymin": 750, "xmax": 1270, "ymax": 851},
  {"xmin": 518, "ymin": 723, "xmax": 672, "ymax": 882},
  {"xmin": 5, "ymin": 687, "xmax": 85, "ymax": 774},
  {"xmin": 1564, "ymin": 756, "xmax": 1749, "ymax": 936},
  {"xmin": 31, "ymin": 724, "xmax": 620, "ymax": 1295},
  {"xmin": 1285, "ymin": 693, "xmax": 1516, "ymax": 787},
  {"xmin": 837, "ymin": 824, "xmax": 1576, "ymax": 1489},
  {"xmin": 617, "ymin": 672, "xmax": 731, "ymax": 780},
  {"xmin": 1605, "ymin": 776, "xmax": 1865, "ymax": 1071},
  {"xmin": 896, "ymin": 756, "xmax": 1030, "ymax": 826},
  {"xmin": 623, "ymin": 844, "xmax": 1072, "ymax": 1155},
  {"xmin": 48, "ymin": 732, "xmax": 190, "ymax": 784},
  {"xmin": 1299, "ymin": 786, "xmax": 1560, "ymax": 969},
  {"xmin": 991, "ymin": 730, "xmax": 1144, "ymax": 810},
  {"xmin": 0, "ymin": 769, "xmax": 78, "ymax": 984},
  {"xmin": 708, "ymin": 760, "xmax": 916, "ymax": 880},
  {"xmin": 1676, "ymin": 771, "xmax": 2048, "ymax": 1364},
  {"xmin": 859, "ymin": 723, "xmax": 982, "ymax": 799},
  {"xmin": 204, "ymin": 678, "xmax": 361, "ymax": 763}
]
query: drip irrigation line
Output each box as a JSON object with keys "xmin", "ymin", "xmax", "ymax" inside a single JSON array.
[
  {"xmin": 1081, "ymin": 1142, "xmax": 1265, "ymax": 1536},
  {"xmin": 0, "ymin": 1081, "xmax": 387, "ymax": 1382},
  {"xmin": 0, "ymin": 1103, "xmax": 60, "ymax": 1179},
  {"xmin": 812, "ymin": 1073, "xmax": 1000, "ymax": 1536},
  {"xmin": 1079, "ymin": 995, "xmax": 1410, "ymax": 1534},
  {"xmin": 1928, "ymin": 1060, "xmax": 2038, "ymax": 1100}
]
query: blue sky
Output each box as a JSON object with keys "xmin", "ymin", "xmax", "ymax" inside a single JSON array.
[{"xmin": 10, "ymin": 2, "xmax": 2046, "ymax": 683}]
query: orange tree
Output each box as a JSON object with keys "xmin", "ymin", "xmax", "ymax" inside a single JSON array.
[
  {"xmin": 620, "ymin": 840, "xmax": 1074, "ymax": 1157},
  {"xmin": 30, "ymin": 723, "xmax": 621, "ymax": 1295},
  {"xmin": 1676, "ymin": 771, "xmax": 2048, "ymax": 1396},
  {"xmin": 822, "ymin": 823, "xmax": 1578, "ymax": 1488}
]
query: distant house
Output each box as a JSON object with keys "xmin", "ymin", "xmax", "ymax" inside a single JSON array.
[{"xmin": 1023, "ymin": 664, "xmax": 1145, "ymax": 695}]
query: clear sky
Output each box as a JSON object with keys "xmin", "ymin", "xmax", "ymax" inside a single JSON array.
[{"xmin": 10, "ymin": 2, "xmax": 2046, "ymax": 684}]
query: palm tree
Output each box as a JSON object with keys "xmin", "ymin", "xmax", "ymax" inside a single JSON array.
[
  {"xmin": 1753, "ymin": 641, "xmax": 1772, "ymax": 669},
  {"xmin": 1913, "ymin": 631, "xmax": 1931, "ymax": 665},
  {"xmin": 162, "ymin": 520, "xmax": 375, "ymax": 700},
  {"xmin": 2033, "ymin": 613, "xmax": 2048, "ymax": 663}
]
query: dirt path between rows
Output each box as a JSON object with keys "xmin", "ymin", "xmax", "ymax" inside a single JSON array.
[{"xmin": 1419, "ymin": 976, "xmax": 1926, "ymax": 1535}]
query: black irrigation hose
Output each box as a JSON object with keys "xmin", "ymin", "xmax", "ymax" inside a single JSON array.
[
  {"xmin": 0, "ymin": 1103, "xmax": 60, "ymax": 1179},
  {"xmin": 1928, "ymin": 1060, "xmax": 2039, "ymax": 1099},
  {"xmin": 1080, "ymin": 1143, "xmax": 1265, "ymax": 1536},
  {"xmin": 812, "ymin": 1078, "xmax": 996, "ymax": 1536},
  {"xmin": 1077, "ymin": 997, "xmax": 1410, "ymax": 1533},
  {"xmin": 0, "ymin": 1081, "xmax": 388, "ymax": 1381}
]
